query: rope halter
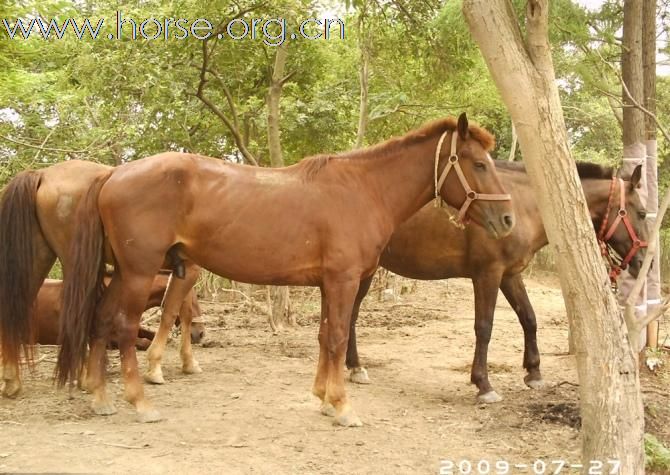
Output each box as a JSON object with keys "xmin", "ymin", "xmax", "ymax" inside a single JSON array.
[
  {"xmin": 433, "ymin": 130, "xmax": 511, "ymax": 223},
  {"xmin": 597, "ymin": 176, "xmax": 648, "ymax": 286}
]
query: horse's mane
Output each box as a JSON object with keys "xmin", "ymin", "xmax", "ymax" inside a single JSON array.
[
  {"xmin": 575, "ymin": 162, "xmax": 614, "ymax": 179},
  {"xmin": 495, "ymin": 160, "xmax": 614, "ymax": 179},
  {"xmin": 296, "ymin": 117, "xmax": 496, "ymax": 180}
]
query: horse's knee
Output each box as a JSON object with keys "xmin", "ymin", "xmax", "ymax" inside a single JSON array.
[{"xmin": 474, "ymin": 320, "xmax": 493, "ymax": 343}]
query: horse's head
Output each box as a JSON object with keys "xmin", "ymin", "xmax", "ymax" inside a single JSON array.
[
  {"xmin": 436, "ymin": 113, "xmax": 515, "ymax": 239},
  {"xmin": 591, "ymin": 164, "xmax": 648, "ymax": 278},
  {"xmin": 611, "ymin": 165, "xmax": 648, "ymax": 277}
]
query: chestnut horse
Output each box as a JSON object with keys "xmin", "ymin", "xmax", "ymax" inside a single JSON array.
[
  {"xmin": 56, "ymin": 114, "xmax": 515, "ymax": 426},
  {"xmin": 0, "ymin": 160, "xmax": 205, "ymax": 398},
  {"xmin": 346, "ymin": 161, "xmax": 648, "ymax": 403},
  {"xmin": 31, "ymin": 272, "xmax": 202, "ymax": 349}
]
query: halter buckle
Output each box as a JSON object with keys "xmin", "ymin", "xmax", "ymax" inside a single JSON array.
[
  {"xmin": 448, "ymin": 154, "xmax": 458, "ymax": 163},
  {"xmin": 618, "ymin": 209, "xmax": 627, "ymax": 217}
]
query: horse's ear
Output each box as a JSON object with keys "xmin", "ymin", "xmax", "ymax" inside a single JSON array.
[
  {"xmin": 630, "ymin": 164, "xmax": 642, "ymax": 189},
  {"xmin": 457, "ymin": 112, "xmax": 469, "ymax": 141}
]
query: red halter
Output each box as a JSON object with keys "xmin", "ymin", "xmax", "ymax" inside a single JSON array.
[
  {"xmin": 433, "ymin": 131, "xmax": 511, "ymax": 223},
  {"xmin": 597, "ymin": 177, "xmax": 647, "ymax": 285}
]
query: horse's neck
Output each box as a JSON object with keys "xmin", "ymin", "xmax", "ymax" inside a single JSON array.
[
  {"xmin": 581, "ymin": 179, "xmax": 610, "ymax": 230},
  {"xmin": 524, "ymin": 177, "xmax": 608, "ymax": 248},
  {"xmin": 359, "ymin": 137, "xmax": 439, "ymax": 227},
  {"xmin": 504, "ymin": 171, "xmax": 549, "ymax": 249}
]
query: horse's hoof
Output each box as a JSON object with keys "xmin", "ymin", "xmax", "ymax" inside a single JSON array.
[
  {"xmin": 182, "ymin": 360, "xmax": 202, "ymax": 375},
  {"xmin": 92, "ymin": 401, "xmax": 117, "ymax": 416},
  {"xmin": 2, "ymin": 380, "xmax": 21, "ymax": 399},
  {"xmin": 320, "ymin": 402, "xmax": 336, "ymax": 417},
  {"xmin": 78, "ymin": 378, "xmax": 92, "ymax": 393},
  {"xmin": 334, "ymin": 408, "xmax": 363, "ymax": 427},
  {"xmin": 477, "ymin": 391, "xmax": 503, "ymax": 404},
  {"xmin": 349, "ymin": 367, "xmax": 371, "ymax": 385},
  {"xmin": 525, "ymin": 378, "xmax": 545, "ymax": 390},
  {"xmin": 144, "ymin": 370, "xmax": 165, "ymax": 385},
  {"xmin": 136, "ymin": 408, "xmax": 162, "ymax": 423}
]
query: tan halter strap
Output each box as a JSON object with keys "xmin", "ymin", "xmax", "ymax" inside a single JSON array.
[{"xmin": 433, "ymin": 131, "xmax": 512, "ymax": 222}]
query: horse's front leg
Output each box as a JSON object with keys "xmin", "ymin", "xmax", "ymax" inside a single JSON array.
[
  {"xmin": 471, "ymin": 271, "xmax": 503, "ymax": 403},
  {"xmin": 347, "ymin": 273, "xmax": 374, "ymax": 384},
  {"xmin": 145, "ymin": 264, "xmax": 200, "ymax": 384},
  {"xmin": 499, "ymin": 274, "xmax": 543, "ymax": 389},
  {"xmin": 315, "ymin": 275, "xmax": 361, "ymax": 427}
]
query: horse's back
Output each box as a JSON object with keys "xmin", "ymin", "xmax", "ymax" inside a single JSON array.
[{"xmin": 36, "ymin": 160, "xmax": 112, "ymax": 258}]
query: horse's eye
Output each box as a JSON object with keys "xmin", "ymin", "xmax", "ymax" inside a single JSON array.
[
  {"xmin": 474, "ymin": 162, "xmax": 486, "ymax": 170},
  {"xmin": 638, "ymin": 211, "xmax": 646, "ymax": 220}
]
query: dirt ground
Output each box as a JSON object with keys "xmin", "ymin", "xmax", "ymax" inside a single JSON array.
[{"xmin": 1, "ymin": 275, "xmax": 669, "ymax": 474}]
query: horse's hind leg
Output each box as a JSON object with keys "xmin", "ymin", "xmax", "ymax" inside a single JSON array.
[
  {"xmin": 114, "ymin": 273, "xmax": 162, "ymax": 422},
  {"xmin": 2, "ymin": 238, "xmax": 55, "ymax": 398},
  {"xmin": 85, "ymin": 275, "xmax": 121, "ymax": 415},
  {"xmin": 499, "ymin": 274, "xmax": 543, "ymax": 389},
  {"xmin": 347, "ymin": 274, "xmax": 373, "ymax": 384},
  {"xmin": 145, "ymin": 263, "xmax": 200, "ymax": 384},
  {"xmin": 320, "ymin": 276, "xmax": 361, "ymax": 427},
  {"xmin": 471, "ymin": 272, "xmax": 503, "ymax": 404}
]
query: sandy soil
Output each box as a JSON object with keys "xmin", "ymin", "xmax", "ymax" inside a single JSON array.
[{"xmin": 1, "ymin": 275, "xmax": 668, "ymax": 474}]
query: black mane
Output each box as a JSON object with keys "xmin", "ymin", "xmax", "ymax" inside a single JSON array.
[{"xmin": 494, "ymin": 160, "xmax": 613, "ymax": 179}]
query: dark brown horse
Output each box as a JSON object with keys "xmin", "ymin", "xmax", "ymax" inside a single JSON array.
[
  {"xmin": 345, "ymin": 161, "xmax": 647, "ymax": 403},
  {"xmin": 0, "ymin": 160, "xmax": 205, "ymax": 398},
  {"xmin": 56, "ymin": 114, "xmax": 515, "ymax": 426}
]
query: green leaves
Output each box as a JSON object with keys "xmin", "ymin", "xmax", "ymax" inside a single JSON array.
[{"xmin": 0, "ymin": 0, "xmax": 666, "ymax": 190}]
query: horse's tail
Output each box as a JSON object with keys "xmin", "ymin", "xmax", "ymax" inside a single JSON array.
[
  {"xmin": 55, "ymin": 171, "xmax": 112, "ymax": 387},
  {"xmin": 0, "ymin": 171, "xmax": 43, "ymax": 370}
]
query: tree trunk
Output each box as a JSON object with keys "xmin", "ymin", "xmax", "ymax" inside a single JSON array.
[
  {"xmin": 266, "ymin": 43, "xmax": 294, "ymax": 329},
  {"xmin": 619, "ymin": 0, "xmax": 648, "ymax": 350},
  {"xmin": 643, "ymin": 0, "xmax": 660, "ymax": 349},
  {"xmin": 462, "ymin": 1, "xmax": 644, "ymax": 472},
  {"xmin": 355, "ymin": 3, "xmax": 370, "ymax": 149},
  {"xmin": 267, "ymin": 43, "xmax": 288, "ymax": 168},
  {"xmin": 355, "ymin": 52, "xmax": 369, "ymax": 148}
]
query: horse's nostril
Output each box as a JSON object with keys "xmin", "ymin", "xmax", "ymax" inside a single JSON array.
[{"xmin": 502, "ymin": 213, "xmax": 514, "ymax": 229}]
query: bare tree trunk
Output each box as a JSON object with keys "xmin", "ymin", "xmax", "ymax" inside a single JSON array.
[
  {"xmin": 266, "ymin": 43, "xmax": 294, "ymax": 329},
  {"xmin": 642, "ymin": 0, "xmax": 660, "ymax": 350},
  {"xmin": 355, "ymin": 3, "xmax": 370, "ymax": 149},
  {"xmin": 355, "ymin": 53, "xmax": 369, "ymax": 148},
  {"xmin": 619, "ymin": 0, "xmax": 648, "ymax": 351},
  {"xmin": 267, "ymin": 43, "xmax": 289, "ymax": 167},
  {"xmin": 462, "ymin": 1, "xmax": 644, "ymax": 471},
  {"xmin": 508, "ymin": 122, "xmax": 517, "ymax": 161}
]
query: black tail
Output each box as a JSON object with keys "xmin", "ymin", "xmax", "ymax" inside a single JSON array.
[
  {"xmin": 55, "ymin": 172, "xmax": 112, "ymax": 387},
  {"xmin": 0, "ymin": 171, "xmax": 43, "ymax": 370}
]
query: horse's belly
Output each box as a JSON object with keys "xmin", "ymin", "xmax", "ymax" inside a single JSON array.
[{"xmin": 184, "ymin": 233, "xmax": 324, "ymax": 286}]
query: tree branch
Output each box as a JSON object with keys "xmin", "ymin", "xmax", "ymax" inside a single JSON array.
[
  {"xmin": 32, "ymin": 128, "xmax": 54, "ymax": 163},
  {"xmin": 0, "ymin": 134, "xmax": 94, "ymax": 154},
  {"xmin": 595, "ymin": 49, "xmax": 670, "ymax": 145},
  {"xmin": 193, "ymin": 36, "xmax": 259, "ymax": 166}
]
